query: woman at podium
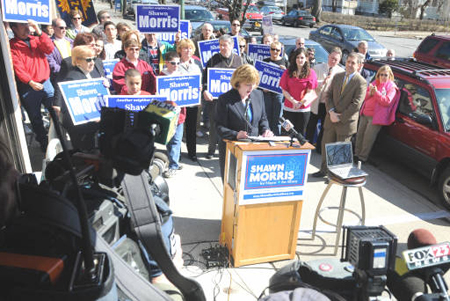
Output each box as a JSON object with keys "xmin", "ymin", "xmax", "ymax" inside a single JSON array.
[{"xmin": 215, "ymin": 64, "xmax": 274, "ymax": 179}]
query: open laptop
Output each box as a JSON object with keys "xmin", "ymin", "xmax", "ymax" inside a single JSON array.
[{"xmin": 325, "ymin": 142, "xmax": 368, "ymax": 179}]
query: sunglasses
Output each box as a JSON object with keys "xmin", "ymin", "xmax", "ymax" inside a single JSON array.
[
  {"xmin": 232, "ymin": 24, "xmax": 240, "ymax": 26},
  {"xmin": 84, "ymin": 57, "xmax": 96, "ymax": 62},
  {"xmin": 58, "ymin": 26, "xmax": 67, "ymax": 30},
  {"xmin": 271, "ymin": 48, "xmax": 281, "ymax": 52},
  {"xmin": 379, "ymin": 74, "xmax": 389, "ymax": 77},
  {"xmin": 239, "ymin": 45, "xmax": 246, "ymax": 48},
  {"xmin": 72, "ymin": 17, "xmax": 81, "ymax": 20},
  {"xmin": 169, "ymin": 61, "xmax": 180, "ymax": 65}
]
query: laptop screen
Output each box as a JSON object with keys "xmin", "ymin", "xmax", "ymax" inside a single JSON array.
[{"xmin": 325, "ymin": 142, "xmax": 354, "ymax": 167}]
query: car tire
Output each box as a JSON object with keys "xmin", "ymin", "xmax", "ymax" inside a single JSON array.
[
  {"xmin": 294, "ymin": 20, "xmax": 299, "ymax": 27},
  {"xmin": 438, "ymin": 167, "xmax": 450, "ymax": 209},
  {"xmin": 341, "ymin": 50, "xmax": 349, "ymax": 64},
  {"xmin": 309, "ymin": 23, "xmax": 314, "ymax": 28},
  {"xmin": 282, "ymin": 19, "xmax": 286, "ymax": 26}
]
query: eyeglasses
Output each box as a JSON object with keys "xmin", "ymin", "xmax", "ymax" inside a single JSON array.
[
  {"xmin": 379, "ymin": 73, "xmax": 389, "ymax": 77},
  {"xmin": 169, "ymin": 61, "xmax": 180, "ymax": 65},
  {"xmin": 270, "ymin": 48, "xmax": 281, "ymax": 52},
  {"xmin": 72, "ymin": 17, "xmax": 81, "ymax": 20},
  {"xmin": 239, "ymin": 45, "xmax": 246, "ymax": 48},
  {"xmin": 84, "ymin": 57, "xmax": 96, "ymax": 62},
  {"xmin": 232, "ymin": 23, "xmax": 240, "ymax": 26},
  {"xmin": 58, "ymin": 26, "xmax": 67, "ymax": 30}
]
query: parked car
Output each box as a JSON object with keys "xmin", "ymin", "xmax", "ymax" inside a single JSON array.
[
  {"xmin": 184, "ymin": 5, "xmax": 215, "ymax": 22},
  {"xmin": 216, "ymin": 4, "xmax": 263, "ymax": 33},
  {"xmin": 413, "ymin": 34, "xmax": 450, "ymax": 69},
  {"xmin": 191, "ymin": 20, "xmax": 251, "ymax": 38},
  {"xmin": 364, "ymin": 58, "xmax": 450, "ymax": 209},
  {"xmin": 125, "ymin": 0, "xmax": 158, "ymax": 18},
  {"xmin": 281, "ymin": 9, "xmax": 316, "ymax": 28},
  {"xmin": 259, "ymin": 5, "xmax": 285, "ymax": 23},
  {"xmin": 309, "ymin": 24, "xmax": 387, "ymax": 63}
]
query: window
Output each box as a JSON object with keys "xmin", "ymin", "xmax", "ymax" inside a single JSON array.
[
  {"xmin": 288, "ymin": 10, "xmax": 297, "ymax": 16},
  {"xmin": 436, "ymin": 88, "xmax": 450, "ymax": 131},
  {"xmin": 330, "ymin": 28, "xmax": 342, "ymax": 40},
  {"xmin": 418, "ymin": 38, "xmax": 440, "ymax": 53},
  {"xmin": 435, "ymin": 42, "xmax": 450, "ymax": 61},
  {"xmin": 397, "ymin": 79, "xmax": 434, "ymax": 125},
  {"xmin": 319, "ymin": 26, "xmax": 332, "ymax": 36}
]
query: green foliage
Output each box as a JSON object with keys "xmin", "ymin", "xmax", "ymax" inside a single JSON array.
[{"xmin": 379, "ymin": 0, "xmax": 399, "ymax": 18}]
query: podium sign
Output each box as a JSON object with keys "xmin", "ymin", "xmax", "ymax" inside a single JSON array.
[{"xmin": 221, "ymin": 141, "xmax": 313, "ymax": 267}]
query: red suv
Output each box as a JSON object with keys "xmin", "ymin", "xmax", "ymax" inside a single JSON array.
[
  {"xmin": 413, "ymin": 34, "xmax": 450, "ymax": 69},
  {"xmin": 364, "ymin": 59, "xmax": 450, "ymax": 209}
]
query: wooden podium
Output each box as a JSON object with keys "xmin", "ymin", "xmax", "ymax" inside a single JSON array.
[{"xmin": 220, "ymin": 140, "xmax": 314, "ymax": 267}]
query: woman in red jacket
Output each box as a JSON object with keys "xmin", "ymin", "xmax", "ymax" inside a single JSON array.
[{"xmin": 355, "ymin": 65, "xmax": 400, "ymax": 162}]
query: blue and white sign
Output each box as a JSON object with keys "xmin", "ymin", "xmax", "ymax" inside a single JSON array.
[
  {"xmin": 103, "ymin": 59, "xmax": 120, "ymax": 80},
  {"xmin": 106, "ymin": 95, "xmax": 167, "ymax": 111},
  {"xmin": 156, "ymin": 74, "xmax": 201, "ymax": 107},
  {"xmin": 262, "ymin": 15, "xmax": 273, "ymax": 35},
  {"xmin": 247, "ymin": 44, "xmax": 271, "ymax": 62},
  {"xmin": 58, "ymin": 78, "xmax": 110, "ymax": 126},
  {"xmin": 2, "ymin": 0, "xmax": 51, "ymax": 24},
  {"xmin": 207, "ymin": 68, "xmax": 234, "ymax": 99},
  {"xmin": 238, "ymin": 149, "xmax": 310, "ymax": 205},
  {"xmin": 254, "ymin": 60, "xmax": 284, "ymax": 94},
  {"xmin": 115, "ymin": 0, "xmax": 121, "ymax": 11},
  {"xmin": 136, "ymin": 5, "xmax": 180, "ymax": 34},
  {"xmin": 157, "ymin": 20, "xmax": 190, "ymax": 44},
  {"xmin": 198, "ymin": 36, "xmax": 240, "ymax": 68}
]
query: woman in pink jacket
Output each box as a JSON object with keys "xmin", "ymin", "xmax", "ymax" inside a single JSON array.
[{"xmin": 355, "ymin": 65, "xmax": 400, "ymax": 162}]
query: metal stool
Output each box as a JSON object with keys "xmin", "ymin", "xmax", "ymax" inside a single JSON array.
[{"xmin": 311, "ymin": 174, "xmax": 366, "ymax": 255}]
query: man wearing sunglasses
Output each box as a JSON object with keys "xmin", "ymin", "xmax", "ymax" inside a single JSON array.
[
  {"xmin": 230, "ymin": 20, "xmax": 241, "ymax": 36},
  {"xmin": 9, "ymin": 20, "xmax": 55, "ymax": 153},
  {"xmin": 47, "ymin": 18, "xmax": 73, "ymax": 85}
]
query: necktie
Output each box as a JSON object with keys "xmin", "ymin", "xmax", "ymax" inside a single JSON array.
[
  {"xmin": 247, "ymin": 103, "xmax": 253, "ymax": 123},
  {"xmin": 341, "ymin": 74, "xmax": 349, "ymax": 94}
]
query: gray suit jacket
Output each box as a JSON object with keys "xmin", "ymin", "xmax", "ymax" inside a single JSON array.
[{"xmin": 323, "ymin": 71, "xmax": 367, "ymax": 136}]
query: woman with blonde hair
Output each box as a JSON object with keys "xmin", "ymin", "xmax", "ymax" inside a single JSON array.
[
  {"xmin": 355, "ymin": 65, "xmax": 400, "ymax": 162},
  {"xmin": 215, "ymin": 64, "xmax": 274, "ymax": 179}
]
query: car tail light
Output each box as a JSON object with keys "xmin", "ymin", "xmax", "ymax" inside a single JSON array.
[
  {"xmin": 269, "ymin": 12, "xmax": 274, "ymax": 14},
  {"xmin": 313, "ymin": 17, "xmax": 316, "ymax": 21},
  {"xmin": 298, "ymin": 17, "xmax": 303, "ymax": 20},
  {"xmin": 281, "ymin": 12, "xmax": 285, "ymax": 14}
]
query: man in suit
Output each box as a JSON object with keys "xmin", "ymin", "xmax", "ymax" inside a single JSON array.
[
  {"xmin": 312, "ymin": 52, "xmax": 367, "ymax": 178},
  {"xmin": 216, "ymin": 64, "xmax": 273, "ymax": 179}
]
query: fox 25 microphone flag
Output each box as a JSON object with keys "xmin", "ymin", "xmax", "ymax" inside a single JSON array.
[{"xmin": 56, "ymin": 0, "xmax": 97, "ymax": 27}]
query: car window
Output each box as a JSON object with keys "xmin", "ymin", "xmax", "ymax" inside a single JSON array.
[
  {"xmin": 330, "ymin": 28, "xmax": 342, "ymax": 40},
  {"xmin": 398, "ymin": 81, "xmax": 434, "ymax": 123},
  {"xmin": 288, "ymin": 10, "xmax": 296, "ymax": 16},
  {"xmin": 247, "ymin": 6, "xmax": 259, "ymax": 12},
  {"xmin": 341, "ymin": 28, "xmax": 374, "ymax": 42},
  {"xmin": 185, "ymin": 10, "xmax": 214, "ymax": 21},
  {"xmin": 435, "ymin": 42, "xmax": 450, "ymax": 61},
  {"xmin": 319, "ymin": 26, "xmax": 332, "ymax": 36},
  {"xmin": 417, "ymin": 38, "xmax": 440, "ymax": 53},
  {"xmin": 306, "ymin": 43, "xmax": 329, "ymax": 64},
  {"xmin": 436, "ymin": 89, "xmax": 450, "ymax": 131}
]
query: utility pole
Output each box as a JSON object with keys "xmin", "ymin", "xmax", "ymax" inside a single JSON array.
[{"xmin": 181, "ymin": 0, "xmax": 185, "ymax": 19}]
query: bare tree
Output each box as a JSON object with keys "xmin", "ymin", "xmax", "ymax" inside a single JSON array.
[
  {"xmin": 215, "ymin": 0, "xmax": 251, "ymax": 24},
  {"xmin": 419, "ymin": 0, "xmax": 431, "ymax": 19},
  {"xmin": 312, "ymin": 0, "xmax": 323, "ymax": 22},
  {"xmin": 332, "ymin": 0, "xmax": 337, "ymax": 12}
]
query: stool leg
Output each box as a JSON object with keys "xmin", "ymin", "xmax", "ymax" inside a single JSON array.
[
  {"xmin": 358, "ymin": 187, "xmax": 365, "ymax": 225},
  {"xmin": 333, "ymin": 186, "xmax": 347, "ymax": 256},
  {"xmin": 312, "ymin": 181, "xmax": 333, "ymax": 239}
]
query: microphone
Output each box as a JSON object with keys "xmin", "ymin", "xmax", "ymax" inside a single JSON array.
[{"xmin": 279, "ymin": 117, "xmax": 307, "ymax": 145}]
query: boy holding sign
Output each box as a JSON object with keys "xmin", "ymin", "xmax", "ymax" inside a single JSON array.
[{"xmin": 121, "ymin": 69, "xmax": 151, "ymax": 96}]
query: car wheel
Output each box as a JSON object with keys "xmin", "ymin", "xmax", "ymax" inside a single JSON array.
[
  {"xmin": 341, "ymin": 50, "xmax": 349, "ymax": 64},
  {"xmin": 294, "ymin": 20, "xmax": 299, "ymax": 27},
  {"xmin": 282, "ymin": 19, "xmax": 286, "ymax": 26},
  {"xmin": 309, "ymin": 23, "xmax": 314, "ymax": 28},
  {"xmin": 438, "ymin": 167, "xmax": 450, "ymax": 209}
]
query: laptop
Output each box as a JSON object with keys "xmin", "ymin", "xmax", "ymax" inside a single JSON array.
[{"xmin": 325, "ymin": 142, "xmax": 368, "ymax": 179}]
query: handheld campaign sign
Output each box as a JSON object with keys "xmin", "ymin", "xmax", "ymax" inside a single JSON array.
[
  {"xmin": 237, "ymin": 149, "xmax": 310, "ymax": 205},
  {"xmin": 262, "ymin": 15, "xmax": 274, "ymax": 35},
  {"xmin": 403, "ymin": 242, "xmax": 450, "ymax": 271},
  {"xmin": 156, "ymin": 74, "xmax": 201, "ymax": 107},
  {"xmin": 103, "ymin": 59, "xmax": 120, "ymax": 80},
  {"xmin": 157, "ymin": 20, "xmax": 190, "ymax": 44},
  {"xmin": 58, "ymin": 78, "xmax": 110, "ymax": 126},
  {"xmin": 106, "ymin": 95, "xmax": 167, "ymax": 111},
  {"xmin": 254, "ymin": 60, "xmax": 284, "ymax": 94},
  {"xmin": 2, "ymin": 0, "xmax": 51, "ymax": 24},
  {"xmin": 136, "ymin": 5, "xmax": 180, "ymax": 34},
  {"xmin": 207, "ymin": 68, "xmax": 234, "ymax": 99},
  {"xmin": 247, "ymin": 44, "xmax": 271, "ymax": 62},
  {"xmin": 198, "ymin": 36, "xmax": 240, "ymax": 68}
]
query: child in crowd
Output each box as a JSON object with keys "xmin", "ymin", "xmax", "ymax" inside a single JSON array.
[
  {"xmin": 160, "ymin": 52, "xmax": 186, "ymax": 178},
  {"xmin": 121, "ymin": 69, "xmax": 150, "ymax": 96}
]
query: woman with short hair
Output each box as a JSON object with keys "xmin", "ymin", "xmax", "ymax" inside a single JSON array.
[
  {"xmin": 66, "ymin": 9, "xmax": 90, "ymax": 40},
  {"xmin": 215, "ymin": 64, "xmax": 274, "ymax": 179}
]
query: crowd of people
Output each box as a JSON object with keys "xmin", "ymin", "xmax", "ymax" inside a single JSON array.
[{"xmin": 7, "ymin": 9, "xmax": 399, "ymax": 180}]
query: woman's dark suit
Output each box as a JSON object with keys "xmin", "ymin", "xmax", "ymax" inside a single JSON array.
[
  {"xmin": 54, "ymin": 67, "xmax": 102, "ymax": 150},
  {"xmin": 215, "ymin": 88, "xmax": 270, "ymax": 179}
]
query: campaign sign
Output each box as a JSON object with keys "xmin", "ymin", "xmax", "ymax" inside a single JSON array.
[
  {"xmin": 136, "ymin": 5, "xmax": 180, "ymax": 34},
  {"xmin": 207, "ymin": 68, "xmax": 234, "ymax": 99},
  {"xmin": 115, "ymin": 0, "xmax": 121, "ymax": 11},
  {"xmin": 198, "ymin": 36, "xmax": 240, "ymax": 68},
  {"xmin": 156, "ymin": 74, "xmax": 201, "ymax": 107},
  {"xmin": 238, "ymin": 149, "xmax": 310, "ymax": 205},
  {"xmin": 247, "ymin": 44, "xmax": 271, "ymax": 62},
  {"xmin": 254, "ymin": 60, "xmax": 284, "ymax": 94},
  {"xmin": 106, "ymin": 95, "xmax": 167, "ymax": 111},
  {"xmin": 103, "ymin": 59, "xmax": 120, "ymax": 80},
  {"xmin": 2, "ymin": 0, "xmax": 51, "ymax": 24},
  {"xmin": 262, "ymin": 15, "xmax": 273, "ymax": 35},
  {"xmin": 58, "ymin": 78, "xmax": 110, "ymax": 126},
  {"xmin": 157, "ymin": 20, "xmax": 190, "ymax": 44}
]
